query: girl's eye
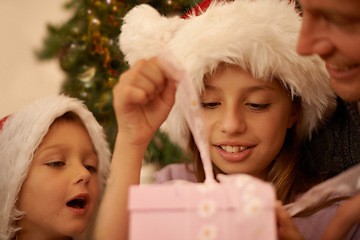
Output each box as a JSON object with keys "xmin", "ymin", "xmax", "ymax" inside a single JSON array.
[
  {"xmin": 46, "ymin": 161, "xmax": 65, "ymax": 168},
  {"xmin": 246, "ymin": 103, "xmax": 270, "ymax": 111},
  {"xmin": 201, "ymin": 102, "xmax": 220, "ymax": 109},
  {"xmin": 85, "ymin": 165, "xmax": 98, "ymax": 173}
]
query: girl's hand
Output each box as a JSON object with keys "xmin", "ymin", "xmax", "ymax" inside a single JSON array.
[
  {"xmin": 276, "ymin": 201, "xmax": 304, "ymax": 240},
  {"xmin": 112, "ymin": 57, "xmax": 177, "ymax": 148}
]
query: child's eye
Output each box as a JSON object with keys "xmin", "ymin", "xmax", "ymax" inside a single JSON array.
[
  {"xmin": 85, "ymin": 165, "xmax": 98, "ymax": 173},
  {"xmin": 46, "ymin": 161, "xmax": 65, "ymax": 168},
  {"xmin": 246, "ymin": 103, "xmax": 270, "ymax": 111},
  {"xmin": 201, "ymin": 102, "xmax": 220, "ymax": 109}
]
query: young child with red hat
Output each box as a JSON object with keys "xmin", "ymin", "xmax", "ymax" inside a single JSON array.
[
  {"xmin": 94, "ymin": 0, "xmax": 359, "ymax": 239},
  {"xmin": 0, "ymin": 95, "xmax": 110, "ymax": 240}
]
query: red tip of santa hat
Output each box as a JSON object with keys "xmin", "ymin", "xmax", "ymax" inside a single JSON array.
[
  {"xmin": 183, "ymin": 0, "xmax": 223, "ymax": 18},
  {"xmin": 0, "ymin": 116, "xmax": 9, "ymax": 131},
  {"xmin": 183, "ymin": 0, "xmax": 298, "ymax": 18}
]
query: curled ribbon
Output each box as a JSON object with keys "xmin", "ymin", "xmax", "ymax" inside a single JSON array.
[
  {"xmin": 157, "ymin": 47, "xmax": 215, "ymax": 184},
  {"xmin": 285, "ymin": 163, "xmax": 360, "ymax": 216}
]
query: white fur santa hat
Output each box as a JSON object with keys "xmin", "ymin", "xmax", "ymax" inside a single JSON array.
[
  {"xmin": 0, "ymin": 95, "xmax": 111, "ymax": 240},
  {"xmin": 119, "ymin": 0, "xmax": 336, "ymax": 149}
]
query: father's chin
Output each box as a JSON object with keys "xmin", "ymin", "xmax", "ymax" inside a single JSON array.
[{"xmin": 330, "ymin": 76, "xmax": 360, "ymax": 102}]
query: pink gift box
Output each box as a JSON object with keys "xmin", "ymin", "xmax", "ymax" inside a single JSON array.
[
  {"xmin": 128, "ymin": 174, "xmax": 277, "ymax": 240},
  {"xmin": 128, "ymin": 50, "xmax": 277, "ymax": 240}
]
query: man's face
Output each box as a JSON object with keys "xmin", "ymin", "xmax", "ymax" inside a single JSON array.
[{"xmin": 297, "ymin": 0, "xmax": 360, "ymax": 102}]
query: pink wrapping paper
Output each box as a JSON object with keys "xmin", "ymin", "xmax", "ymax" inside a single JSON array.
[
  {"xmin": 128, "ymin": 49, "xmax": 277, "ymax": 240},
  {"xmin": 129, "ymin": 175, "xmax": 276, "ymax": 240}
]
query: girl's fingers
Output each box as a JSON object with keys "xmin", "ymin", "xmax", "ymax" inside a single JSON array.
[
  {"xmin": 276, "ymin": 202, "xmax": 304, "ymax": 240},
  {"xmin": 114, "ymin": 58, "xmax": 166, "ymax": 106},
  {"xmin": 131, "ymin": 58, "xmax": 166, "ymax": 93},
  {"xmin": 121, "ymin": 85, "xmax": 150, "ymax": 106},
  {"xmin": 122, "ymin": 70, "xmax": 158, "ymax": 101}
]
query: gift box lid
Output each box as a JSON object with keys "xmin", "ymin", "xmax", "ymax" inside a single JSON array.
[{"xmin": 129, "ymin": 174, "xmax": 276, "ymax": 212}]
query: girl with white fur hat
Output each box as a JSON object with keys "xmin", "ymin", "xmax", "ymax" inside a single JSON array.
[
  {"xmin": 95, "ymin": 0, "xmax": 360, "ymax": 239},
  {"xmin": 0, "ymin": 95, "xmax": 111, "ymax": 240}
]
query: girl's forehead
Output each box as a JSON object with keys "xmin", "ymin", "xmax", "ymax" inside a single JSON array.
[
  {"xmin": 202, "ymin": 67, "xmax": 290, "ymax": 99},
  {"xmin": 204, "ymin": 66, "xmax": 281, "ymax": 88},
  {"xmin": 205, "ymin": 64, "xmax": 277, "ymax": 82}
]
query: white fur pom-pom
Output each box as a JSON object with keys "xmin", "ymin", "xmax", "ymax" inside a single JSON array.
[{"xmin": 119, "ymin": 4, "xmax": 184, "ymax": 66}]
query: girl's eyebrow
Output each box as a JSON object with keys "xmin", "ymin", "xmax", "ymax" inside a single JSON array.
[
  {"xmin": 204, "ymin": 84, "xmax": 277, "ymax": 93},
  {"xmin": 35, "ymin": 144, "xmax": 64, "ymax": 154}
]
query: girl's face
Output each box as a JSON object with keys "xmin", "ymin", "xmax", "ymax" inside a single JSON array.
[
  {"xmin": 17, "ymin": 120, "xmax": 99, "ymax": 239},
  {"xmin": 200, "ymin": 66, "xmax": 297, "ymax": 180}
]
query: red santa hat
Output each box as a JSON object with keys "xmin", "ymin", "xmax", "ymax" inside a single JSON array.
[
  {"xmin": 0, "ymin": 95, "xmax": 111, "ymax": 240},
  {"xmin": 119, "ymin": 0, "xmax": 336, "ymax": 149},
  {"xmin": 0, "ymin": 116, "xmax": 9, "ymax": 130}
]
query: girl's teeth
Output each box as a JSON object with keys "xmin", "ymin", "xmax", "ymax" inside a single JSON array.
[
  {"xmin": 233, "ymin": 146, "xmax": 240, "ymax": 152},
  {"xmin": 226, "ymin": 146, "xmax": 233, "ymax": 152},
  {"xmin": 221, "ymin": 145, "xmax": 247, "ymax": 153}
]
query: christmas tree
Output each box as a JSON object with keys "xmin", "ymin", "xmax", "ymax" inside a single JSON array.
[{"xmin": 36, "ymin": 0, "xmax": 197, "ymax": 167}]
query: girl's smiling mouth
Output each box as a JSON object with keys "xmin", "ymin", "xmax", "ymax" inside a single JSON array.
[
  {"xmin": 219, "ymin": 145, "xmax": 249, "ymax": 153},
  {"xmin": 215, "ymin": 144, "xmax": 253, "ymax": 162}
]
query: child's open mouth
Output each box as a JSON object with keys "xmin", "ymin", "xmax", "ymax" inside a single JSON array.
[
  {"xmin": 67, "ymin": 198, "xmax": 86, "ymax": 209},
  {"xmin": 66, "ymin": 195, "xmax": 89, "ymax": 211}
]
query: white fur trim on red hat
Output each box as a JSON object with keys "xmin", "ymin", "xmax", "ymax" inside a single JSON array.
[
  {"xmin": 120, "ymin": 0, "xmax": 336, "ymax": 149},
  {"xmin": 0, "ymin": 95, "xmax": 110, "ymax": 240}
]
